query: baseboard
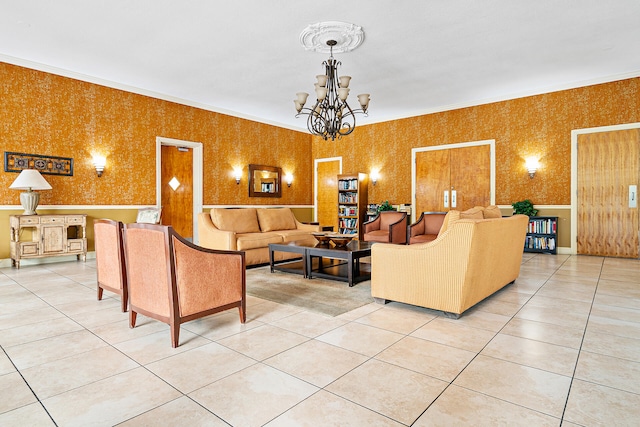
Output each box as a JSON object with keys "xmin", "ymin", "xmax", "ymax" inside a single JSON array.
[{"xmin": 0, "ymin": 251, "xmax": 96, "ymax": 269}]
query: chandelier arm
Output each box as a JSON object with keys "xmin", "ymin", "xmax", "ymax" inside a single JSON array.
[{"xmin": 295, "ymin": 39, "xmax": 369, "ymax": 140}]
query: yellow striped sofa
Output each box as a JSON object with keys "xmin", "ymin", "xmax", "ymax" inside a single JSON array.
[{"xmin": 371, "ymin": 213, "xmax": 528, "ymax": 317}]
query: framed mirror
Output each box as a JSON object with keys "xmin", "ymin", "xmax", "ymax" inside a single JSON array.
[{"xmin": 249, "ymin": 164, "xmax": 282, "ymax": 198}]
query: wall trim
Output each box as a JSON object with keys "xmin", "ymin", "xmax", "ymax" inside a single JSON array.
[
  {"xmin": 0, "ymin": 205, "xmax": 153, "ymax": 210},
  {"xmin": 497, "ymin": 205, "xmax": 571, "ymax": 210},
  {"xmin": 204, "ymin": 205, "xmax": 314, "ymax": 209},
  {"xmin": 0, "ymin": 251, "xmax": 96, "ymax": 269}
]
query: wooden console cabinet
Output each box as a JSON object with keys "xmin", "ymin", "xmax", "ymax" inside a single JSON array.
[{"xmin": 10, "ymin": 214, "xmax": 87, "ymax": 268}]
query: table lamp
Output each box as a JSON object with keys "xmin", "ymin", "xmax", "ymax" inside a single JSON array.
[{"xmin": 9, "ymin": 169, "xmax": 52, "ymax": 215}]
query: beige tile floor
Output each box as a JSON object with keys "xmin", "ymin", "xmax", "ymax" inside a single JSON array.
[{"xmin": 0, "ymin": 253, "xmax": 639, "ymax": 426}]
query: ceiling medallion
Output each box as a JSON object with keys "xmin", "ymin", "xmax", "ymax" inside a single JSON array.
[{"xmin": 299, "ymin": 21, "xmax": 365, "ymax": 54}]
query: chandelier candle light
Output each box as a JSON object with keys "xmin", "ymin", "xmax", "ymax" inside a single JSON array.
[{"xmin": 295, "ymin": 33, "xmax": 370, "ymax": 140}]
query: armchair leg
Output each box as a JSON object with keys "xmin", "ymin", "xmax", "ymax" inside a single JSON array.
[
  {"xmin": 170, "ymin": 323, "xmax": 180, "ymax": 348},
  {"xmin": 129, "ymin": 310, "xmax": 137, "ymax": 328},
  {"xmin": 121, "ymin": 291, "xmax": 128, "ymax": 313},
  {"xmin": 239, "ymin": 304, "xmax": 246, "ymax": 323},
  {"xmin": 97, "ymin": 286, "xmax": 104, "ymax": 301}
]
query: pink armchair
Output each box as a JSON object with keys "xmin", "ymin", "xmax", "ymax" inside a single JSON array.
[
  {"xmin": 123, "ymin": 223, "xmax": 246, "ymax": 348},
  {"xmin": 94, "ymin": 219, "xmax": 128, "ymax": 312},
  {"xmin": 363, "ymin": 211, "xmax": 408, "ymax": 244}
]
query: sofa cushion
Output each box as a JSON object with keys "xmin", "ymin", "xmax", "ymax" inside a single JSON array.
[
  {"xmin": 236, "ymin": 232, "xmax": 283, "ymax": 251},
  {"xmin": 460, "ymin": 206, "xmax": 485, "ymax": 219},
  {"xmin": 364, "ymin": 230, "xmax": 392, "ymax": 243},
  {"xmin": 211, "ymin": 208, "xmax": 260, "ymax": 233},
  {"xmin": 277, "ymin": 229, "xmax": 318, "ymax": 244},
  {"xmin": 257, "ymin": 208, "xmax": 297, "ymax": 232},
  {"xmin": 437, "ymin": 210, "xmax": 461, "ymax": 237},
  {"xmin": 410, "ymin": 234, "xmax": 438, "ymax": 244},
  {"xmin": 483, "ymin": 205, "xmax": 502, "ymax": 218}
]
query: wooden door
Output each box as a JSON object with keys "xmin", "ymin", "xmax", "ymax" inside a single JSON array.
[
  {"xmin": 415, "ymin": 144, "xmax": 491, "ymax": 214},
  {"xmin": 416, "ymin": 150, "xmax": 450, "ymax": 213},
  {"xmin": 161, "ymin": 145, "xmax": 193, "ymax": 239},
  {"xmin": 316, "ymin": 159, "xmax": 340, "ymax": 231},
  {"xmin": 450, "ymin": 145, "xmax": 491, "ymax": 211},
  {"xmin": 577, "ymin": 129, "xmax": 639, "ymax": 258}
]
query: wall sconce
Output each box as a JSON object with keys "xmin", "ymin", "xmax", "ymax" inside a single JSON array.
[
  {"xmin": 370, "ymin": 169, "xmax": 380, "ymax": 186},
  {"xmin": 233, "ymin": 167, "xmax": 242, "ymax": 184},
  {"xmin": 525, "ymin": 157, "xmax": 540, "ymax": 179},
  {"xmin": 285, "ymin": 173, "xmax": 293, "ymax": 187},
  {"xmin": 92, "ymin": 155, "xmax": 106, "ymax": 177}
]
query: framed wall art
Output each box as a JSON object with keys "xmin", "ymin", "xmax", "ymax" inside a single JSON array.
[{"xmin": 4, "ymin": 152, "xmax": 74, "ymax": 176}]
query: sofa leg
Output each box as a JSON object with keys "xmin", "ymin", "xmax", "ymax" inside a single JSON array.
[
  {"xmin": 442, "ymin": 311, "xmax": 460, "ymax": 319},
  {"xmin": 373, "ymin": 297, "xmax": 388, "ymax": 305}
]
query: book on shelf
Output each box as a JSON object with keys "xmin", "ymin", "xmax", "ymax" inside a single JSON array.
[
  {"xmin": 338, "ymin": 192, "xmax": 358, "ymax": 204},
  {"xmin": 339, "ymin": 205, "xmax": 358, "ymax": 216},
  {"xmin": 528, "ymin": 218, "xmax": 557, "ymax": 234},
  {"xmin": 338, "ymin": 179, "xmax": 359, "ymax": 190}
]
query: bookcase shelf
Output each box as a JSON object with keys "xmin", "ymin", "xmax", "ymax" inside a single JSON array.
[
  {"xmin": 524, "ymin": 216, "xmax": 558, "ymax": 254},
  {"xmin": 337, "ymin": 173, "xmax": 369, "ymax": 238}
]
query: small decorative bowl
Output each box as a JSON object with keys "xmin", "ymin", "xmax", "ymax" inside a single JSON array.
[
  {"xmin": 312, "ymin": 232, "xmax": 331, "ymax": 244},
  {"xmin": 329, "ymin": 234, "xmax": 355, "ymax": 247}
]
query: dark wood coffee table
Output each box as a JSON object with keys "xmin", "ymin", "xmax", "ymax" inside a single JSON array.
[
  {"xmin": 306, "ymin": 240, "xmax": 373, "ymax": 287},
  {"xmin": 268, "ymin": 241, "xmax": 317, "ymax": 277},
  {"xmin": 268, "ymin": 240, "xmax": 373, "ymax": 286}
]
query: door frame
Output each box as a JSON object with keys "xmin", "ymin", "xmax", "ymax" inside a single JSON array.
[
  {"xmin": 411, "ymin": 140, "xmax": 496, "ymax": 222},
  {"xmin": 156, "ymin": 136, "xmax": 203, "ymax": 243},
  {"xmin": 313, "ymin": 157, "xmax": 342, "ymax": 222},
  {"xmin": 570, "ymin": 122, "xmax": 640, "ymax": 254}
]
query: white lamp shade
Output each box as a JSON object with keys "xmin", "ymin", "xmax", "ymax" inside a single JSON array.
[{"xmin": 9, "ymin": 169, "xmax": 52, "ymax": 191}]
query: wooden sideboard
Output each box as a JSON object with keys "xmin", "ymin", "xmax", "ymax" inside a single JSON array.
[{"xmin": 10, "ymin": 214, "xmax": 87, "ymax": 268}]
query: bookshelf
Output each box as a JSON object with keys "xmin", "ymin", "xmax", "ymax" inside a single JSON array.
[
  {"xmin": 337, "ymin": 173, "xmax": 369, "ymax": 238},
  {"xmin": 524, "ymin": 216, "xmax": 558, "ymax": 254}
]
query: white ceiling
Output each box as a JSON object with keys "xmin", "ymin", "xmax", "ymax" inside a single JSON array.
[{"xmin": 2, "ymin": 1, "xmax": 640, "ymax": 133}]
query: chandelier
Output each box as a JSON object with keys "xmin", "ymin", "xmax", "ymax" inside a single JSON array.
[{"xmin": 294, "ymin": 39, "xmax": 370, "ymax": 141}]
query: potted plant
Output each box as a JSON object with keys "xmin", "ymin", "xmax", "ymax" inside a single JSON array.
[
  {"xmin": 512, "ymin": 199, "xmax": 538, "ymax": 217},
  {"xmin": 377, "ymin": 200, "xmax": 396, "ymax": 213}
]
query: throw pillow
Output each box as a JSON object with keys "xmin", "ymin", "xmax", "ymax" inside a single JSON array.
[
  {"xmin": 257, "ymin": 208, "xmax": 297, "ymax": 231},
  {"xmin": 460, "ymin": 206, "xmax": 484, "ymax": 219},
  {"xmin": 483, "ymin": 205, "xmax": 502, "ymax": 218},
  {"xmin": 211, "ymin": 208, "xmax": 260, "ymax": 233}
]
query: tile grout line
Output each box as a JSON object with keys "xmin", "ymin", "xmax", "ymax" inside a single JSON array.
[{"xmin": 557, "ymin": 255, "xmax": 605, "ymax": 424}]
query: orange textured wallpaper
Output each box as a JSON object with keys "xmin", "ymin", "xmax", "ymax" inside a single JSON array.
[
  {"xmin": 312, "ymin": 78, "xmax": 640, "ymax": 206},
  {"xmin": 0, "ymin": 62, "xmax": 312, "ymax": 207}
]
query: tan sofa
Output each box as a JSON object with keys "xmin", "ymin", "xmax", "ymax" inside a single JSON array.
[
  {"xmin": 371, "ymin": 210, "xmax": 528, "ymax": 317},
  {"xmin": 198, "ymin": 207, "xmax": 320, "ymax": 266}
]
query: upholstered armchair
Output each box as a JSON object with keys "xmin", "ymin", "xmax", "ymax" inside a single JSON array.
[
  {"xmin": 94, "ymin": 219, "xmax": 128, "ymax": 312},
  {"xmin": 363, "ymin": 211, "xmax": 408, "ymax": 244},
  {"xmin": 407, "ymin": 212, "xmax": 447, "ymax": 245},
  {"xmin": 123, "ymin": 223, "xmax": 246, "ymax": 348}
]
